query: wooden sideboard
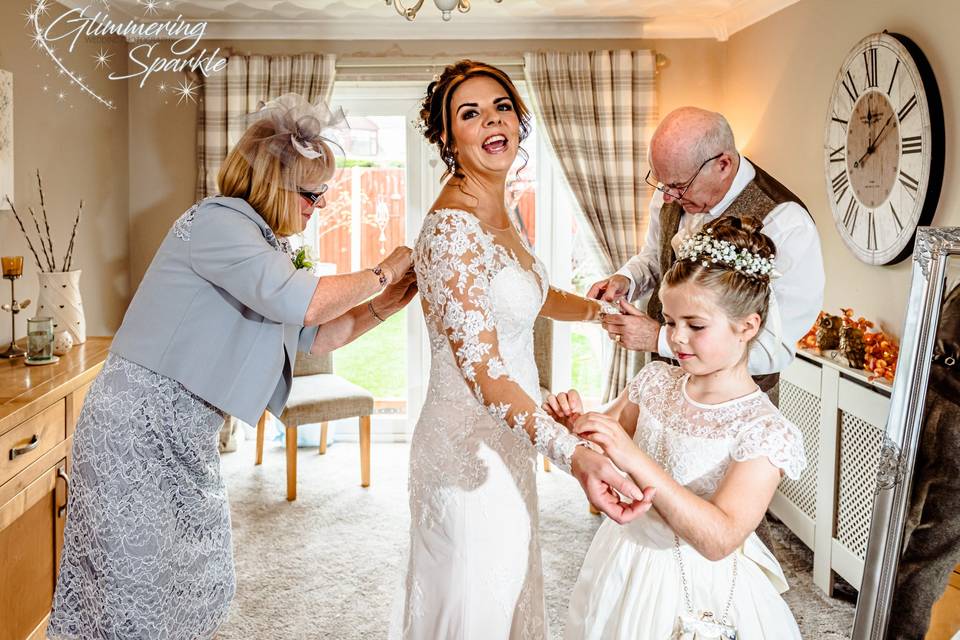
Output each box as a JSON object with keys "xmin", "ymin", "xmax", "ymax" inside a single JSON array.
[{"xmin": 0, "ymin": 338, "xmax": 110, "ymax": 640}]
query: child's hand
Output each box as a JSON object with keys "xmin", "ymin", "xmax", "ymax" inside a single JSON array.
[
  {"xmin": 572, "ymin": 412, "xmax": 638, "ymax": 472},
  {"xmin": 542, "ymin": 389, "xmax": 583, "ymax": 430}
]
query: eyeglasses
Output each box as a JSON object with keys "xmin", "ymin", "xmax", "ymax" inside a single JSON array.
[
  {"xmin": 298, "ymin": 184, "xmax": 329, "ymax": 207},
  {"xmin": 644, "ymin": 153, "xmax": 723, "ymax": 201}
]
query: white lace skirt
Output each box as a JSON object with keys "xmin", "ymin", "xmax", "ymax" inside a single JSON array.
[
  {"xmin": 47, "ymin": 353, "xmax": 234, "ymax": 640},
  {"xmin": 565, "ymin": 511, "xmax": 802, "ymax": 640}
]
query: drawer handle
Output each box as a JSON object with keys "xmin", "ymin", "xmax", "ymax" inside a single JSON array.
[
  {"xmin": 10, "ymin": 434, "xmax": 40, "ymax": 460},
  {"xmin": 57, "ymin": 466, "xmax": 70, "ymax": 518}
]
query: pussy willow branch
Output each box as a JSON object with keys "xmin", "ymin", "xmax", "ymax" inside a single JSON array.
[
  {"xmin": 4, "ymin": 196, "xmax": 45, "ymax": 270},
  {"xmin": 64, "ymin": 200, "xmax": 83, "ymax": 272},
  {"xmin": 27, "ymin": 207, "xmax": 53, "ymax": 271},
  {"xmin": 36, "ymin": 170, "xmax": 55, "ymax": 271}
]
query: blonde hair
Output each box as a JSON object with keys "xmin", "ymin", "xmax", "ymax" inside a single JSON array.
[{"xmin": 217, "ymin": 119, "xmax": 336, "ymax": 237}]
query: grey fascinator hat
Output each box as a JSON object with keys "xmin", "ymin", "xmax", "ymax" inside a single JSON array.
[{"xmin": 240, "ymin": 93, "xmax": 348, "ymax": 190}]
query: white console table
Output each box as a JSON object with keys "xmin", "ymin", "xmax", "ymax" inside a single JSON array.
[{"xmin": 771, "ymin": 349, "xmax": 892, "ymax": 595}]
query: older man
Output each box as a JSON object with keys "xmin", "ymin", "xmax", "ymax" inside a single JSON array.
[{"xmin": 589, "ymin": 107, "xmax": 824, "ymax": 396}]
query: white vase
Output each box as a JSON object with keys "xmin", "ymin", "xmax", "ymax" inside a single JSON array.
[{"xmin": 37, "ymin": 270, "xmax": 86, "ymax": 344}]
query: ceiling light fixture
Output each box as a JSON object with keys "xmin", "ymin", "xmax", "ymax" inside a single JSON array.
[{"xmin": 386, "ymin": 0, "xmax": 501, "ymax": 22}]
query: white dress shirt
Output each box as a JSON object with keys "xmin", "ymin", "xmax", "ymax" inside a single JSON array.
[{"xmin": 616, "ymin": 156, "xmax": 825, "ymax": 376}]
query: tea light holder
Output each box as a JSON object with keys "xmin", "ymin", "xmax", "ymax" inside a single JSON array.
[{"xmin": 1, "ymin": 256, "xmax": 29, "ymax": 359}]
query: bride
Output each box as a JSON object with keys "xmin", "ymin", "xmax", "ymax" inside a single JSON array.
[{"xmin": 390, "ymin": 60, "xmax": 654, "ymax": 639}]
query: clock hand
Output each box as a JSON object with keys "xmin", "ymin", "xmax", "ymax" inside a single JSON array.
[
  {"xmin": 853, "ymin": 114, "xmax": 895, "ymax": 168},
  {"xmin": 870, "ymin": 113, "xmax": 896, "ymax": 149}
]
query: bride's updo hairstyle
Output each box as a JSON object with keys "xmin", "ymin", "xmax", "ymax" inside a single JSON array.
[
  {"xmin": 419, "ymin": 59, "xmax": 532, "ymax": 180},
  {"xmin": 662, "ymin": 215, "xmax": 778, "ymax": 333}
]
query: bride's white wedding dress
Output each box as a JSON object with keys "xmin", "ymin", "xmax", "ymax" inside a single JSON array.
[{"xmin": 391, "ymin": 208, "xmax": 584, "ymax": 640}]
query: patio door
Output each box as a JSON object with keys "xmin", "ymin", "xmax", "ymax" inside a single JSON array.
[{"xmin": 302, "ymin": 82, "xmax": 442, "ymax": 439}]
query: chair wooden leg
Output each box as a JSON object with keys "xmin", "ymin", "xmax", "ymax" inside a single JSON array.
[
  {"xmin": 543, "ymin": 456, "xmax": 551, "ymax": 472},
  {"xmin": 359, "ymin": 415, "xmax": 371, "ymax": 488},
  {"xmin": 319, "ymin": 422, "xmax": 329, "ymax": 455},
  {"xmin": 286, "ymin": 424, "xmax": 298, "ymax": 501},
  {"xmin": 255, "ymin": 411, "xmax": 267, "ymax": 465}
]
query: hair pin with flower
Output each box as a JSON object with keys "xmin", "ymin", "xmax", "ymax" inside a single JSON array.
[{"xmin": 677, "ymin": 228, "xmax": 780, "ymax": 281}]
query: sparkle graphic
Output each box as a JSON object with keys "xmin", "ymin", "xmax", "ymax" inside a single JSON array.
[
  {"xmin": 158, "ymin": 82, "xmax": 168, "ymax": 93},
  {"xmin": 94, "ymin": 48, "xmax": 113, "ymax": 69},
  {"xmin": 141, "ymin": 0, "xmax": 160, "ymax": 16},
  {"xmin": 57, "ymin": 91, "xmax": 66, "ymax": 102},
  {"xmin": 174, "ymin": 78, "xmax": 198, "ymax": 105},
  {"xmin": 26, "ymin": 0, "xmax": 116, "ymax": 109}
]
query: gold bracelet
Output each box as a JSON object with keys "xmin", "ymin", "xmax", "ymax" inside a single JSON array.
[{"xmin": 368, "ymin": 301, "xmax": 386, "ymax": 323}]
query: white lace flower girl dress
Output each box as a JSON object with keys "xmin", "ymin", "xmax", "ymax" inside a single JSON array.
[{"xmin": 565, "ymin": 361, "xmax": 806, "ymax": 639}]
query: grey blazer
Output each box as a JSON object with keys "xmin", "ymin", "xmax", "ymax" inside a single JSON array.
[{"xmin": 111, "ymin": 196, "xmax": 320, "ymax": 425}]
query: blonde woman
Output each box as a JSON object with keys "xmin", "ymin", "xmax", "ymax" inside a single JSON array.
[{"xmin": 47, "ymin": 94, "xmax": 417, "ymax": 640}]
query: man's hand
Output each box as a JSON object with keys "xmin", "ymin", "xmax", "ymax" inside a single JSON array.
[
  {"xmin": 571, "ymin": 446, "xmax": 655, "ymax": 525},
  {"xmin": 587, "ymin": 274, "xmax": 632, "ymax": 302},
  {"xmin": 601, "ymin": 299, "xmax": 661, "ymax": 352},
  {"xmin": 542, "ymin": 389, "xmax": 584, "ymax": 430}
]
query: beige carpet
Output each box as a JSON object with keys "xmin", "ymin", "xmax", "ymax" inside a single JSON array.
[{"xmin": 215, "ymin": 440, "xmax": 854, "ymax": 639}]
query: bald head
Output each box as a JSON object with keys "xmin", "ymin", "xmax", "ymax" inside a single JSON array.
[{"xmin": 650, "ymin": 107, "xmax": 737, "ymax": 178}]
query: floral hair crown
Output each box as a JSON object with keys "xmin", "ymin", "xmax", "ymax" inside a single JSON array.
[{"xmin": 677, "ymin": 228, "xmax": 778, "ymax": 282}]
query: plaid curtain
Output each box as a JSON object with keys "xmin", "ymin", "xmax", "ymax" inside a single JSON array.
[
  {"xmin": 196, "ymin": 53, "xmax": 337, "ymax": 199},
  {"xmin": 524, "ymin": 49, "xmax": 657, "ymax": 401}
]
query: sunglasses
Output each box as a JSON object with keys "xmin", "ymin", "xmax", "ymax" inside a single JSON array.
[{"xmin": 298, "ymin": 184, "xmax": 329, "ymax": 207}]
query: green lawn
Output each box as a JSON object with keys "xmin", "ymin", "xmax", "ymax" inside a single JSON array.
[
  {"xmin": 334, "ymin": 313, "xmax": 604, "ymax": 401},
  {"xmin": 333, "ymin": 309, "xmax": 407, "ymax": 398},
  {"xmin": 571, "ymin": 330, "xmax": 603, "ymax": 398}
]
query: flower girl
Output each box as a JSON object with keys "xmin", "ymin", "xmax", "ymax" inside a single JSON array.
[{"xmin": 548, "ymin": 216, "xmax": 806, "ymax": 639}]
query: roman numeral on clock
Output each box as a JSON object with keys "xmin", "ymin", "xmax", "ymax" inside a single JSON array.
[
  {"xmin": 902, "ymin": 135, "xmax": 922, "ymax": 154},
  {"xmin": 844, "ymin": 197, "xmax": 859, "ymax": 233},
  {"xmin": 842, "ymin": 70, "xmax": 859, "ymax": 103},
  {"xmin": 898, "ymin": 94, "xmax": 918, "ymax": 122},
  {"xmin": 863, "ymin": 48, "xmax": 878, "ymax": 88},
  {"xmin": 832, "ymin": 172, "xmax": 849, "ymax": 203},
  {"xmin": 867, "ymin": 211, "xmax": 878, "ymax": 250},
  {"xmin": 829, "ymin": 145, "xmax": 845, "ymax": 162},
  {"xmin": 832, "ymin": 114, "xmax": 849, "ymax": 126},
  {"xmin": 890, "ymin": 202, "xmax": 904, "ymax": 233},
  {"xmin": 899, "ymin": 170, "xmax": 919, "ymax": 197},
  {"xmin": 887, "ymin": 59, "xmax": 900, "ymax": 95}
]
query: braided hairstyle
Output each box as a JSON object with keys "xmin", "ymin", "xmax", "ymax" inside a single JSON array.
[
  {"xmin": 418, "ymin": 59, "xmax": 532, "ymax": 180},
  {"xmin": 662, "ymin": 215, "xmax": 778, "ymax": 333}
]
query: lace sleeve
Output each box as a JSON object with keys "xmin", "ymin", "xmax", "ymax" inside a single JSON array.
[
  {"xmin": 730, "ymin": 413, "xmax": 807, "ymax": 480},
  {"xmin": 415, "ymin": 210, "xmax": 587, "ymax": 473}
]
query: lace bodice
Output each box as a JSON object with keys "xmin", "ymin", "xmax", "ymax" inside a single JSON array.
[
  {"xmin": 413, "ymin": 208, "xmax": 585, "ymax": 472},
  {"xmin": 628, "ymin": 361, "xmax": 806, "ymax": 498}
]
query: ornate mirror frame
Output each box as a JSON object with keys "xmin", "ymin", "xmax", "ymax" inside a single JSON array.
[{"xmin": 854, "ymin": 226, "xmax": 960, "ymax": 639}]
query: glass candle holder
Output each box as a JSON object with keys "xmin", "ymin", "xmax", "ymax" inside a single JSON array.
[
  {"xmin": 1, "ymin": 256, "xmax": 23, "ymax": 278},
  {"xmin": 26, "ymin": 317, "xmax": 54, "ymax": 362}
]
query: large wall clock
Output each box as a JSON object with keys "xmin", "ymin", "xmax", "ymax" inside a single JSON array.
[{"xmin": 823, "ymin": 32, "xmax": 944, "ymax": 265}]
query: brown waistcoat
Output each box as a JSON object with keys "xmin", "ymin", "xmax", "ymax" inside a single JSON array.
[{"xmin": 645, "ymin": 159, "xmax": 809, "ymax": 393}]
